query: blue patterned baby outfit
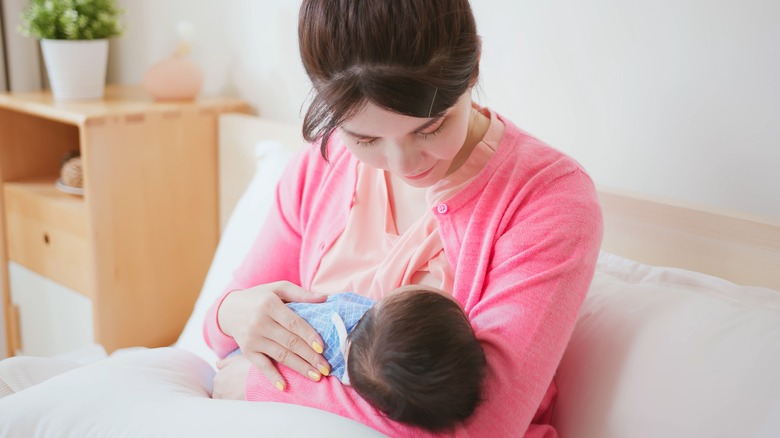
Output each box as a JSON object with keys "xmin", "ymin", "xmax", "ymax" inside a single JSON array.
[{"xmin": 226, "ymin": 292, "xmax": 375, "ymax": 383}]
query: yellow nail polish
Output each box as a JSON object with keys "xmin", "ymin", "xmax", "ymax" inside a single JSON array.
[
  {"xmin": 307, "ymin": 370, "xmax": 322, "ymax": 381},
  {"xmin": 275, "ymin": 381, "xmax": 285, "ymax": 391},
  {"xmin": 318, "ymin": 364, "xmax": 330, "ymax": 376},
  {"xmin": 312, "ymin": 341, "xmax": 324, "ymax": 354}
]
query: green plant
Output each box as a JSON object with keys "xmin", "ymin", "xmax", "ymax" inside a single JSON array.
[{"xmin": 19, "ymin": 0, "xmax": 124, "ymax": 40}]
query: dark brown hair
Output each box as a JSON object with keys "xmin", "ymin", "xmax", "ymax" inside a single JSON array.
[
  {"xmin": 347, "ymin": 289, "xmax": 486, "ymax": 432},
  {"xmin": 298, "ymin": 0, "xmax": 481, "ymax": 159}
]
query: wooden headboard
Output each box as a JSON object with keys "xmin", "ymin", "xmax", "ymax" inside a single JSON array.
[
  {"xmin": 217, "ymin": 113, "xmax": 780, "ymax": 292},
  {"xmin": 598, "ymin": 188, "xmax": 780, "ymax": 291}
]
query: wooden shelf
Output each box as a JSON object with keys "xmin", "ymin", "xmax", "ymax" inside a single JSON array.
[
  {"xmin": 5, "ymin": 177, "xmax": 85, "ymax": 207},
  {"xmin": 0, "ymin": 86, "xmax": 251, "ymax": 356},
  {"xmin": 3, "ymin": 177, "xmax": 90, "ymax": 298},
  {"xmin": 0, "ymin": 85, "xmax": 249, "ymax": 127}
]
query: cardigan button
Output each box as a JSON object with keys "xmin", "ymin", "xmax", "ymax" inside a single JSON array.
[{"xmin": 436, "ymin": 203, "xmax": 448, "ymax": 214}]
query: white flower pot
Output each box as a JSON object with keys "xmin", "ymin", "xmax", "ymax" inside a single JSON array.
[{"xmin": 41, "ymin": 39, "xmax": 109, "ymax": 101}]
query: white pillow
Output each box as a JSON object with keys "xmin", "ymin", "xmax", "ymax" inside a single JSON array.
[
  {"xmin": 0, "ymin": 348, "xmax": 384, "ymax": 437},
  {"xmin": 553, "ymin": 252, "xmax": 780, "ymax": 438},
  {"xmin": 175, "ymin": 140, "xmax": 299, "ymax": 365}
]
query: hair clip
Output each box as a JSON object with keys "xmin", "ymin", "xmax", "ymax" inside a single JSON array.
[{"xmin": 427, "ymin": 88, "xmax": 438, "ymax": 118}]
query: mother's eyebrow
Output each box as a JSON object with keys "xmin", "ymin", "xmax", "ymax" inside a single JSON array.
[{"xmin": 342, "ymin": 116, "xmax": 444, "ymax": 139}]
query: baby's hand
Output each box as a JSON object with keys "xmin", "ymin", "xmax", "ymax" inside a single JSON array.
[{"xmin": 212, "ymin": 354, "xmax": 252, "ymax": 400}]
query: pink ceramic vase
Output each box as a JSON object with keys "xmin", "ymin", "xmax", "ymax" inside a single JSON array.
[{"xmin": 142, "ymin": 54, "xmax": 204, "ymax": 101}]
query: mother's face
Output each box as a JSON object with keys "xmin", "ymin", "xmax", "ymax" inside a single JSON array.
[{"xmin": 338, "ymin": 91, "xmax": 475, "ymax": 188}]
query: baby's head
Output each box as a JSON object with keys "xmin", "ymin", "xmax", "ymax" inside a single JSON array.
[{"xmin": 346, "ymin": 285, "xmax": 486, "ymax": 431}]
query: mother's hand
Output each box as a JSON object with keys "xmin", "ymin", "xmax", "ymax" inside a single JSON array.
[{"xmin": 217, "ymin": 281, "xmax": 329, "ymax": 389}]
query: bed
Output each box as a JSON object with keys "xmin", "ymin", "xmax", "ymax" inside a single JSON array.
[{"xmin": 0, "ymin": 113, "xmax": 778, "ymax": 437}]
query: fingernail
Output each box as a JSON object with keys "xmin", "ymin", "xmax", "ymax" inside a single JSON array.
[
  {"xmin": 318, "ymin": 364, "xmax": 330, "ymax": 376},
  {"xmin": 307, "ymin": 370, "xmax": 322, "ymax": 381},
  {"xmin": 275, "ymin": 381, "xmax": 285, "ymax": 391},
  {"xmin": 312, "ymin": 341, "xmax": 324, "ymax": 354}
]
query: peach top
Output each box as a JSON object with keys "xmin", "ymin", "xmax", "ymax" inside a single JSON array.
[{"xmin": 310, "ymin": 108, "xmax": 505, "ymax": 299}]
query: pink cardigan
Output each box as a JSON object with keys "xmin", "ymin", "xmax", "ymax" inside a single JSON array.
[{"xmin": 204, "ymin": 114, "xmax": 603, "ymax": 437}]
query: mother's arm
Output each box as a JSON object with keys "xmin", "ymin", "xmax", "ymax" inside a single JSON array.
[
  {"xmin": 203, "ymin": 147, "xmax": 329, "ymax": 386},
  {"xmin": 457, "ymin": 169, "xmax": 603, "ymax": 434},
  {"xmin": 239, "ymin": 169, "xmax": 603, "ymax": 437}
]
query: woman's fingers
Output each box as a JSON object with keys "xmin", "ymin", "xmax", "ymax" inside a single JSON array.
[
  {"xmin": 268, "ymin": 284, "xmax": 327, "ymax": 358},
  {"xmin": 244, "ymin": 336, "xmax": 325, "ymax": 390},
  {"xmin": 261, "ymin": 321, "xmax": 330, "ymax": 378},
  {"xmin": 217, "ymin": 281, "xmax": 332, "ymax": 384},
  {"xmin": 271, "ymin": 281, "xmax": 328, "ymax": 305}
]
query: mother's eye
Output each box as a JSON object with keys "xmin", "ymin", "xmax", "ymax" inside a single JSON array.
[
  {"xmin": 417, "ymin": 118, "xmax": 446, "ymax": 139},
  {"xmin": 354, "ymin": 137, "xmax": 378, "ymax": 147}
]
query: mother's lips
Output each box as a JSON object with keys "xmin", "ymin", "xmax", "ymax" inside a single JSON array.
[{"xmin": 405, "ymin": 165, "xmax": 435, "ymax": 180}]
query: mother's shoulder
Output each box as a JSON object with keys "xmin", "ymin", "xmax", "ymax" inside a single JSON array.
[{"xmin": 494, "ymin": 116, "xmax": 589, "ymax": 181}]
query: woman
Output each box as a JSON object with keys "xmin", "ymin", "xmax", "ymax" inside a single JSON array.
[{"xmin": 206, "ymin": 0, "xmax": 603, "ymax": 436}]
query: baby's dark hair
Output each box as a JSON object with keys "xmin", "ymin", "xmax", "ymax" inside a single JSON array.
[
  {"xmin": 346, "ymin": 289, "xmax": 486, "ymax": 432},
  {"xmin": 298, "ymin": 0, "xmax": 481, "ymax": 158}
]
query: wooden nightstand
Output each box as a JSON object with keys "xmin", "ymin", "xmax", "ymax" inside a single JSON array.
[{"xmin": 0, "ymin": 86, "xmax": 250, "ymax": 357}]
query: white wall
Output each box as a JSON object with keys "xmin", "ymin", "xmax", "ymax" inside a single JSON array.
[
  {"xmin": 110, "ymin": 0, "xmax": 780, "ymax": 219},
  {"xmin": 111, "ymin": 0, "xmax": 309, "ymax": 120},
  {"xmin": 2, "ymin": 0, "xmax": 45, "ymax": 91},
  {"xmin": 472, "ymin": 1, "xmax": 780, "ymax": 219}
]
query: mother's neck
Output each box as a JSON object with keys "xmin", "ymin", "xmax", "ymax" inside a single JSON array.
[{"xmin": 445, "ymin": 106, "xmax": 490, "ymax": 177}]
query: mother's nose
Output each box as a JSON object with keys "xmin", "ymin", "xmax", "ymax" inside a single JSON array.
[{"xmin": 385, "ymin": 142, "xmax": 421, "ymax": 176}]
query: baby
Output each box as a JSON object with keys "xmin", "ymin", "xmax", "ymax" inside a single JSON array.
[{"xmin": 228, "ymin": 284, "xmax": 486, "ymax": 432}]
